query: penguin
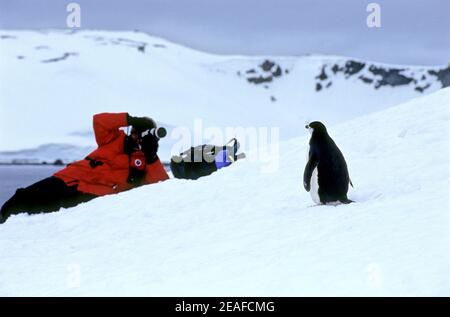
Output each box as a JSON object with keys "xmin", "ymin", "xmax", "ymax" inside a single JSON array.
[{"xmin": 303, "ymin": 121, "xmax": 353, "ymax": 205}]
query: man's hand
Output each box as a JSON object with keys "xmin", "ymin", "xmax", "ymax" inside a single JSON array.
[
  {"xmin": 141, "ymin": 133, "xmax": 159, "ymax": 164},
  {"xmin": 127, "ymin": 114, "xmax": 156, "ymax": 132}
]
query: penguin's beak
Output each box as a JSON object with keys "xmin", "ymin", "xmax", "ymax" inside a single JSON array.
[{"xmin": 305, "ymin": 125, "xmax": 309, "ymax": 129}]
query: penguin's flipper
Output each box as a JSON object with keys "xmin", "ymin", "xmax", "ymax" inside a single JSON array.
[{"xmin": 303, "ymin": 149, "xmax": 318, "ymax": 192}]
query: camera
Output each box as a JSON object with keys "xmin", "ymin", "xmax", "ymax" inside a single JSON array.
[
  {"xmin": 141, "ymin": 126, "xmax": 167, "ymax": 140},
  {"xmin": 153, "ymin": 126, "xmax": 167, "ymax": 139}
]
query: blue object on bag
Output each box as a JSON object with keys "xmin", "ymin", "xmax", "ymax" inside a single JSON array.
[{"xmin": 214, "ymin": 149, "xmax": 233, "ymax": 170}]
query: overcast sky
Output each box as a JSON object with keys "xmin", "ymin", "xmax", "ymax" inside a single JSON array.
[{"xmin": 0, "ymin": 0, "xmax": 449, "ymax": 65}]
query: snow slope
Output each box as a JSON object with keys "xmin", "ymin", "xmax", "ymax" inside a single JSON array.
[
  {"xmin": 1, "ymin": 88, "xmax": 449, "ymax": 296},
  {"xmin": 0, "ymin": 30, "xmax": 448, "ymax": 163}
]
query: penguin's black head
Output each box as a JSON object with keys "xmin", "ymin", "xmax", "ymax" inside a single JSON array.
[{"xmin": 305, "ymin": 121, "xmax": 327, "ymax": 135}]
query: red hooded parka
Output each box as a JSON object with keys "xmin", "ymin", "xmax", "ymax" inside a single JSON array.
[{"xmin": 54, "ymin": 112, "xmax": 169, "ymax": 196}]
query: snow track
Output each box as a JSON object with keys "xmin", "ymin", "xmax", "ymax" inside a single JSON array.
[{"xmin": 1, "ymin": 88, "xmax": 449, "ymax": 296}]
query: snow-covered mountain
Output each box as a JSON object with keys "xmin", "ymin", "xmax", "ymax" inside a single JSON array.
[
  {"xmin": 0, "ymin": 30, "xmax": 448, "ymax": 163},
  {"xmin": 1, "ymin": 88, "xmax": 449, "ymax": 296}
]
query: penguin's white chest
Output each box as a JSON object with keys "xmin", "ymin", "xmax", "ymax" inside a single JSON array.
[{"xmin": 310, "ymin": 167, "xmax": 321, "ymax": 204}]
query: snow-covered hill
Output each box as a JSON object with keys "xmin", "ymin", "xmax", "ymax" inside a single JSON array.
[
  {"xmin": 0, "ymin": 30, "xmax": 448, "ymax": 163},
  {"xmin": 1, "ymin": 88, "xmax": 449, "ymax": 296}
]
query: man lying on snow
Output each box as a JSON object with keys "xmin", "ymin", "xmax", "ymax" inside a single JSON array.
[{"xmin": 0, "ymin": 113, "xmax": 169, "ymax": 224}]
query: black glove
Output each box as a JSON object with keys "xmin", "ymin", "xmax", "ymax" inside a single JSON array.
[
  {"xmin": 141, "ymin": 133, "xmax": 159, "ymax": 163},
  {"xmin": 127, "ymin": 114, "xmax": 156, "ymax": 132}
]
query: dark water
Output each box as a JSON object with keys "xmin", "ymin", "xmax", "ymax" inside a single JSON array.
[{"xmin": 0, "ymin": 165, "xmax": 61, "ymax": 207}]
